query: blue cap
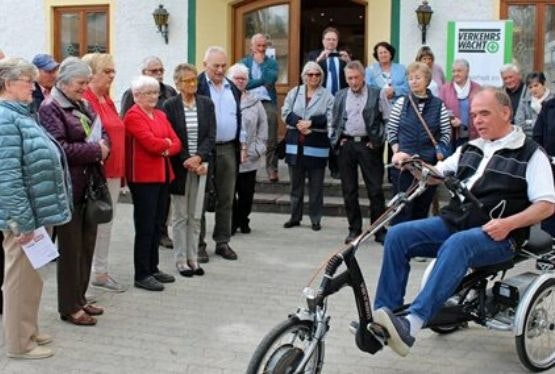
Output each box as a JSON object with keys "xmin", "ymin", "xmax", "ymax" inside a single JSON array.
[{"xmin": 32, "ymin": 54, "xmax": 59, "ymax": 71}]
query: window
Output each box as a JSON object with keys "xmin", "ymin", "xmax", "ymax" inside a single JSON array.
[
  {"xmin": 53, "ymin": 6, "xmax": 109, "ymax": 61},
  {"xmin": 501, "ymin": 1, "xmax": 555, "ymax": 83}
]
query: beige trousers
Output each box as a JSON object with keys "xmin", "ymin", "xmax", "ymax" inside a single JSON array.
[{"xmin": 2, "ymin": 230, "xmax": 42, "ymax": 354}]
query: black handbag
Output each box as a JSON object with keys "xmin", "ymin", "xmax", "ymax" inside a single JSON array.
[{"xmin": 84, "ymin": 164, "xmax": 113, "ymax": 225}]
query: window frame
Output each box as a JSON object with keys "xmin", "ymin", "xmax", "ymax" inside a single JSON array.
[
  {"xmin": 501, "ymin": 0, "xmax": 555, "ymax": 72},
  {"xmin": 53, "ymin": 5, "xmax": 110, "ymax": 61}
]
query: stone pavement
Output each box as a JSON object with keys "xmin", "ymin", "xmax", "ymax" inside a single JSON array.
[{"xmin": 0, "ymin": 204, "xmax": 532, "ymax": 373}]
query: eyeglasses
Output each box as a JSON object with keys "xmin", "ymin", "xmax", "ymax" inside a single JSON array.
[
  {"xmin": 233, "ymin": 76, "xmax": 247, "ymax": 81},
  {"xmin": 13, "ymin": 78, "xmax": 34, "ymax": 85},
  {"xmin": 145, "ymin": 68, "xmax": 165, "ymax": 74},
  {"xmin": 306, "ymin": 73, "xmax": 321, "ymax": 78},
  {"xmin": 180, "ymin": 78, "xmax": 197, "ymax": 84},
  {"xmin": 140, "ymin": 90, "xmax": 160, "ymax": 96}
]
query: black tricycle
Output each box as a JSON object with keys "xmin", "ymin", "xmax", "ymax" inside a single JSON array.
[{"xmin": 246, "ymin": 157, "xmax": 555, "ymax": 373}]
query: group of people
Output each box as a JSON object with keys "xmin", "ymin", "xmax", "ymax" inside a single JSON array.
[
  {"xmin": 0, "ymin": 37, "xmax": 274, "ymax": 359},
  {"xmin": 1, "ymin": 23, "xmax": 555, "ymax": 362}
]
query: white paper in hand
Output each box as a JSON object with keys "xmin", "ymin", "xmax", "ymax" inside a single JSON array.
[{"xmin": 21, "ymin": 227, "xmax": 59, "ymax": 269}]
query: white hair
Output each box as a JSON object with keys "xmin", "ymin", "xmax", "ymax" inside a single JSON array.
[
  {"xmin": 250, "ymin": 33, "xmax": 266, "ymax": 45},
  {"xmin": 139, "ymin": 56, "xmax": 163, "ymax": 72},
  {"xmin": 453, "ymin": 58, "xmax": 470, "ymax": 70},
  {"xmin": 130, "ymin": 75, "xmax": 159, "ymax": 95},
  {"xmin": 500, "ymin": 63, "xmax": 519, "ymax": 75},
  {"xmin": 226, "ymin": 63, "xmax": 249, "ymax": 82},
  {"xmin": 203, "ymin": 46, "xmax": 226, "ymax": 62}
]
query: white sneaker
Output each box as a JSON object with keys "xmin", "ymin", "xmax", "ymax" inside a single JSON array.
[
  {"xmin": 92, "ymin": 275, "xmax": 127, "ymax": 292},
  {"xmin": 8, "ymin": 346, "xmax": 54, "ymax": 359}
]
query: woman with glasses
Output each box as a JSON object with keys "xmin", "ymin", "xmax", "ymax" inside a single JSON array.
[
  {"xmin": 163, "ymin": 64, "xmax": 215, "ymax": 277},
  {"xmin": 124, "ymin": 75, "xmax": 181, "ymax": 291},
  {"xmin": 281, "ymin": 61, "xmax": 334, "ymax": 231},
  {"xmin": 227, "ymin": 63, "xmax": 268, "ymax": 235},
  {"xmin": 82, "ymin": 53, "xmax": 126, "ymax": 293},
  {"xmin": 40, "ymin": 57, "xmax": 110, "ymax": 326},
  {"xmin": 0, "ymin": 57, "xmax": 72, "ymax": 358}
]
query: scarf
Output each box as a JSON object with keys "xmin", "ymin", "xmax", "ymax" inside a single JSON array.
[
  {"xmin": 531, "ymin": 89, "xmax": 551, "ymax": 114},
  {"xmin": 454, "ymin": 79, "xmax": 471, "ymax": 99}
]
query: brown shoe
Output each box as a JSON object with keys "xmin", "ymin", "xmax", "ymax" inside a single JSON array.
[
  {"xmin": 83, "ymin": 304, "xmax": 104, "ymax": 316},
  {"xmin": 269, "ymin": 171, "xmax": 279, "ymax": 182},
  {"xmin": 215, "ymin": 243, "xmax": 238, "ymax": 260},
  {"xmin": 60, "ymin": 311, "xmax": 97, "ymax": 326}
]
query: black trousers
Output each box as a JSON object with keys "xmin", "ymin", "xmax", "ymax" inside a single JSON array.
[
  {"xmin": 232, "ymin": 170, "xmax": 257, "ymax": 228},
  {"xmin": 128, "ymin": 182, "xmax": 168, "ymax": 281},
  {"xmin": 288, "ymin": 164, "xmax": 325, "ymax": 224},
  {"xmin": 389, "ymin": 168, "xmax": 437, "ymax": 225},
  {"xmin": 338, "ymin": 141, "xmax": 386, "ymax": 233}
]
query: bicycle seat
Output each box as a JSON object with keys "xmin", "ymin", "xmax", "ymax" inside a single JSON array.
[
  {"xmin": 520, "ymin": 225, "xmax": 553, "ymax": 257},
  {"xmin": 472, "ymin": 259, "xmax": 514, "ymax": 275}
]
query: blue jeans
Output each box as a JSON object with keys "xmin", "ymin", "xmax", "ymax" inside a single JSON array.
[{"xmin": 374, "ymin": 217, "xmax": 515, "ymax": 323}]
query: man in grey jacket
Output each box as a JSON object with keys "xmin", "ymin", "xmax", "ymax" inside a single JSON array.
[{"xmin": 330, "ymin": 60, "xmax": 387, "ymax": 244}]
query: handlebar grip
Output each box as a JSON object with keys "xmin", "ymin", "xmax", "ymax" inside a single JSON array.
[{"xmin": 444, "ymin": 175, "xmax": 483, "ymax": 210}]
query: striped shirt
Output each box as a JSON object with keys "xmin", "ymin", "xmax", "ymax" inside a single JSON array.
[
  {"xmin": 184, "ymin": 105, "xmax": 199, "ymax": 155},
  {"xmin": 387, "ymin": 96, "xmax": 451, "ymax": 146}
]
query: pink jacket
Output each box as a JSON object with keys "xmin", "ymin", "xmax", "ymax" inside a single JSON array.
[{"xmin": 439, "ymin": 80, "xmax": 481, "ymax": 140}]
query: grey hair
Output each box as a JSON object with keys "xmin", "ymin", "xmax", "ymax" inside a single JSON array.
[
  {"xmin": 406, "ymin": 61, "xmax": 432, "ymax": 86},
  {"xmin": 203, "ymin": 46, "xmax": 227, "ymax": 62},
  {"xmin": 56, "ymin": 57, "xmax": 91, "ymax": 87},
  {"xmin": 173, "ymin": 63, "xmax": 198, "ymax": 85},
  {"xmin": 250, "ymin": 33, "xmax": 266, "ymax": 45},
  {"xmin": 139, "ymin": 56, "xmax": 163, "ymax": 73},
  {"xmin": 453, "ymin": 58, "xmax": 470, "ymax": 70},
  {"xmin": 0, "ymin": 57, "xmax": 37, "ymax": 93},
  {"xmin": 227, "ymin": 63, "xmax": 249, "ymax": 83},
  {"xmin": 500, "ymin": 63, "xmax": 519, "ymax": 75},
  {"xmin": 344, "ymin": 60, "xmax": 365, "ymax": 76},
  {"xmin": 480, "ymin": 86, "xmax": 512, "ymax": 110},
  {"xmin": 130, "ymin": 75, "xmax": 159, "ymax": 96},
  {"xmin": 301, "ymin": 61, "xmax": 324, "ymax": 85}
]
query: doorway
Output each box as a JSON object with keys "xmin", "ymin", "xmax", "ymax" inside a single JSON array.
[{"xmin": 301, "ymin": 0, "xmax": 366, "ymax": 68}]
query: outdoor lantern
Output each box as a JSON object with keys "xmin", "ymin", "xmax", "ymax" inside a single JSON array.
[
  {"xmin": 153, "ymin": 4, "xmax": 169, "ymax": 44},
  {"xmin": 415, "ymin": 0, "xmax": 433, "ymax": 45}
]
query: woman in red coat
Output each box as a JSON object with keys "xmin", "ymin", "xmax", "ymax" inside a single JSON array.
[
  {"xmin": 124, "ymin": 75, "xmax": 181, "ymax": 292},
  {"xmin": 82, "ymin": 53, "xmax": 126, "ymax": 293}
]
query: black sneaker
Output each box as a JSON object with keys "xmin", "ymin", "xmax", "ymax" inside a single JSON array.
[
  {"xmin": 311, "ymin": 222, "xmax": 321, "ymax": 231},
  {"xmin": 374, "ymin": 229, "xmax": 387, "ymax": 244},
  {"xmin": 283, "ymin": 220, "xmax": 300, "ymax": 228},
  {"xmin": 153, "ymin": 271, "xmax": 175, "ymax": 283},
  {"xmin": 345, "ymin": 231, "xmax": 361, "ymax": 244},
  {"xmin": 373, "ymin": 307, "xmax": 415, "ymax": 357},
  {"xmin": 198, "ymin": 244, "xmax": 209, "ymax": 263},
  {"xmin": 134, "ymin": 276, "xmax": 164, "ymax": 291},
  {"xmin": 159, "ymin": 235, "xmax": 174, "ymax": 249}
]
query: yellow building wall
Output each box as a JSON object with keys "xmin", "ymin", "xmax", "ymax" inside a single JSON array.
[
  {"xmin": 367, "ymin": 0, "xmax": 391, "ymax": 63},
  {"xmin": 196, "ymin": 0, "xmax": 233, "ymax": 69}
]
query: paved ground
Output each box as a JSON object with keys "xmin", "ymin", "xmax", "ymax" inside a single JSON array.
[{"xmin": 0, "ymin": 204, "xmax": 535, "ymax": 373}]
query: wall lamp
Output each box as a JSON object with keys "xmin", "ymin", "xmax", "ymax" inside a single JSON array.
[
  {"xmin": 415, "ymin": 0, "xmax": 433, "ymax": 45},
  {"xmin": 153, "ymin": 4, "xmax": 169, "ymax": 44}
]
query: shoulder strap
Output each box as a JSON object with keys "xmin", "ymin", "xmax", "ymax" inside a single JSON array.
[{"xmin": 407, "ymin": 94, "xmax": 438, "ymax": 148}]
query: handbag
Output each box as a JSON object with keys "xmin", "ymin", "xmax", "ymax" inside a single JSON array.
[
  {"xmin": 407, "ymin": 94, "xmax": 446, "ymax": 161},
  {"xmin": 84, "ymin": 164, "xmax": 113, "ymax": 225}
]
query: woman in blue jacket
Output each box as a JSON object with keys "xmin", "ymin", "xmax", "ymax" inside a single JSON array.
[
  {"xmin": 0, "ymin": 57, "xmax": 72, "ymax": 359},
  {"xmin": 281, "ymin": 61, "xmax": 334, "ymax": 231}
]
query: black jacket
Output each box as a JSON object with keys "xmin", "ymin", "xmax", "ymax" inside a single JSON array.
[
  {"xmin": 30, "ymin": 82, "xmax": 45, "ymax": 114},
  {"xmin": 533, "ymin": 97, "xmax": 555, "ymax": 158},
  {"xmin": 318, "ymin": 57, "xmax": 348, "ymax": 93},
  {"xmin": 162, "ymin": 94, "xmax": 216, "ymax": 195}
]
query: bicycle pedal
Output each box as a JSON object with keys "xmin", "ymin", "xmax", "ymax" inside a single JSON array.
[{"xmin": 368, "ymin": 322, "xmax": 389, "ymax": 341}]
